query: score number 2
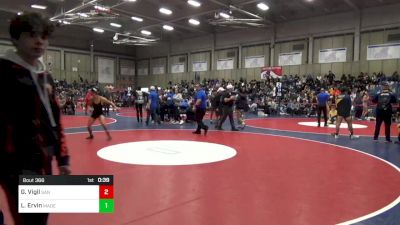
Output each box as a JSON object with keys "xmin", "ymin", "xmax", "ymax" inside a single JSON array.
[{"xmin": 99, "ymin": 185, "xmax": 114, "ymax": 199}]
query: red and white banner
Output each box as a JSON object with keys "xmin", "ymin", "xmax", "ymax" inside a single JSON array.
[{"xmin": 261, "ymin": 67, "xmax": 283, "ymax": 79}]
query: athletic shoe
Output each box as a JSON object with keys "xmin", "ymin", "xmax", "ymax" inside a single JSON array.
[
  {"xmin": 204, "ymin": 126, "xmax": 209, "ymax": 136},
  {"xmin": 86, "ymin": 135, "xmax": 94, "ymax": 139},
  {"xmin": 331, "ymin": 133, "xmax": 339, "ymax": 139},
  {"xmin": 179, "ymin": 120, "xmax": 184, "ymax": 124},
  {"xmin": 192, "ymin": 131, "xmax": 201, "ymax": 134},
  {"xmin": 350, "ymin": 135, "xmax": 359, "ymax": 139},
  {"xmin": 231, "ymin": 128, "xmax": 239, "ymax": 131},
  {"xmin": 385, "ymin": 139, "xmax": 392, "ymax": 143},
  {"xmin": 324, "ymin": 124, "xmax": 328, "ymax": 127},
  {"xmin": 107, "ymin": 136, "xmax": 112, "ymax": 141}
]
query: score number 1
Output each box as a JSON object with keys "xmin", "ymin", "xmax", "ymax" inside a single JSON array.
[{"xmin": 99, "ymin": 185, "xmax": 114, "ymax": 213}]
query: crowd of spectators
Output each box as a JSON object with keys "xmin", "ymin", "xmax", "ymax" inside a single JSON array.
[{"xmin": 55, "ymin": 71, "xmax": 400, "ymax": 122}]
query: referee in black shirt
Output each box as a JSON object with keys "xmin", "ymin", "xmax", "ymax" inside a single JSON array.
[
  {"xmin": 216, "ymin": 84, "xmax": 239, "ymax": 131},
  {"xmin": 372, "ymin": 82, "xmax": 397, "ymax": 142}
]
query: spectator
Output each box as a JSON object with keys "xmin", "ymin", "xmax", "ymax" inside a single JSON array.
[{"xmin": 0, "ymin": 12, "xmax": 71, "ymax": 225}]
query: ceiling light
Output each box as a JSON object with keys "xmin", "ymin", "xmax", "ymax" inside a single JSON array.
[
  {"xmin": 187, "ymin": 0, "xmax": 201, "ymax": 7},
  {"xmin": 124, "ymin": 0, "xmax": 136, "ymax": 2},
  {"xmin": 257, "ymin": 3, "xmax": 269, "ymax": 11},
  {"xmin": 17, "ymin": 12, "xmax": 23, "ymax": 15},
  {"xmin": 163, "ymin": 25, "xmax": 174, "ymax": 31},
  {"xmin": 131, "ymin": 16, "xmax": 143, "ymax": 22},
  {"xmin": 78, "ymin": 13, "xmax": 89, "ymax": 18},
  {"xmin": 113, "ymin": 34, "xmax": 118, "ymax": 40},
  {"xmin": 189, "ymin": 18, "xmax": 200, "ymax": 25},
  {"xmin": 141, "ymin": 30, "xmax": 151, "ymax": 35},
  {"xmin": 159, "ymin": 7, "xmax": 172, "ymax": 15},
  {"xmin": 93, "ymin": 28, "xmax": 104, "ymax": 33},
  {"xmin": 94, "ymin": 5, "xmax": 110, "ymax": 12},
  {"xmin": 31, "ymin": 4, "xmax": 47, "ymax": 10},
  {"xmin": 305, "ymin": 0, "xmax": 314, "ymax": 2},
  {"xmin": 110, "ymin": 23, "xmax": 122, "ymax": 28},
  {"xmin": 62, "ymin": 21, "xmax": 71, "ymax": 25},
  {"xmin": 219, "ymin": 12, "xmax": 230, "ymax": 19}
]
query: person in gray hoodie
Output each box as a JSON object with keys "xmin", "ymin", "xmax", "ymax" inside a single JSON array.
[{"xmin": 0, "ymin": 12, "xmax": 71, "ymax": 225}]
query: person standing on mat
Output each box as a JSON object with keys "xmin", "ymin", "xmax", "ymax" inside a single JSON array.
[
  {"xmin": 213, "ymin": 87, "xmax": 224, "ymax": 127},
  {"xmin": 146, "ymin": 86, "xmax": 161, "ymax": 125},
  {"xmin": 372, "ymin": 82, "xmax": 397, "ymax": 142},
  {"xmin": 84, "ymin": 88, "xmax": 93, "ymax": 115},
  {"xmin": 361, "ymin": 91, "xmax": 370, "ymax": 120},
  {"xmin": 193, "ymin": 83, "xmax": 209, "ymax": 135},
  {"xmin": 135, "ymin": 86, "xmax": 145, "ymax": 123},
  {"xmin": 316, "ymin": 88, "xmax": 330, "ymax": 127},
  {"xmin": 216, "ymin": 84, "xmax": 239, "ymax": 131},
  {"xmin": 0, "ymin": 12, "xmax": 71, "ymax": 225},
  {"xmin": 331, "ymin": 87, "xmax": 359, "ymax": 139},
  {"xmin": 86, "ymin": 88, "xmax": 118, "ymax": 140},
  {"xmin": 235, "ymin": 85, "xmax": 249, "ymax": 129}
]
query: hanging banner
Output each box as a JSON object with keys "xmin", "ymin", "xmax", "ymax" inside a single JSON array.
[
  {"xmin": 137, "ymin": 68, "xmax": 148, "ymax": 76},
  {"xmin": 278, "ymin": 52, "xmax": 302, "ymax": 66},
  {"xmin": 261, "ymin": 67, "xmax": 283, "ymax": 79},
  {"xmin": 217, "ymin": 58, "xmax": 234, "ymax": 70},
  {"xmin": 367, "ymin": 43, "xmax": 400, "ymax": 60},
  {"xmin": 152, "ymin": 66, "xmax": 165, "ymax": 75},
  {"xmin": 97, "ymin": 57, "xmax": 114, "ymax": 83},
  {"xmin": 244, "ymin": 55, "xmax": 265, "ymax": 68},
  {"xmin": 319, "ymin": 48, "xmax": 347, "ymax": 63},
  {"xmin": 192, "ymin": 61, "xmax": 208, "ymax": 72},
  {"xmin": 171, "ymin": 63, "xmax": 185, "ymax": 73}
]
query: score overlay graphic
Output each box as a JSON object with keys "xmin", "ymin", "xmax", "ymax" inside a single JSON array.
[{"xmin": 18, "ymin": 175, "xmax": 114, "ymax": 213}]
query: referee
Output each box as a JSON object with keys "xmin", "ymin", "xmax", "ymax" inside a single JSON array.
[
  {"xmin": 316, "ymin": 88, "xmax": 330, "ymax": 127},
  {"xmin": 372, "ymin": 82, "xmax": 397, "ymax": 142}
]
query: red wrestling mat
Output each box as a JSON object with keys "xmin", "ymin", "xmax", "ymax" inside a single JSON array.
[
  {"xmin": 116, "ymin": 112, "xmax": 138, "ymax": 118},
  {"xmin": 61, "ymin": 116, "xmax": 116, "ymax": 129},
  {"xmin": 42, "ymin": 130, "xmax": 399, "ymax": 225},
  {"xmin": 246, "ymin": 117, "xmax": 399, "ymax": 137}
]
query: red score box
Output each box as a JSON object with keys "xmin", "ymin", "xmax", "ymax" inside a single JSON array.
[{"xmin": 99, "ymin": 185, "xmax": 114, "ymax": 199}]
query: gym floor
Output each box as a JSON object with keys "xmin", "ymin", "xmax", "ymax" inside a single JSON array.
[{"xmin": 1, "ymin": 109, "xmax": 400, "ymax": 225}]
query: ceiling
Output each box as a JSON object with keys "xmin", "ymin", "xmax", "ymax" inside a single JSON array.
[{"xmin": 0, "ymin": 0, "xmax": 399, "ymax": 46}]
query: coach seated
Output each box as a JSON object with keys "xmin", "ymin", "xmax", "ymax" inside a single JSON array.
[
  {"xmin": 63, "ymin": 97, "xmax": 76, "ymax": 115},
  {"xmin": 185, "ymin": 101, "xmax": 196, "ymax": 122}
]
